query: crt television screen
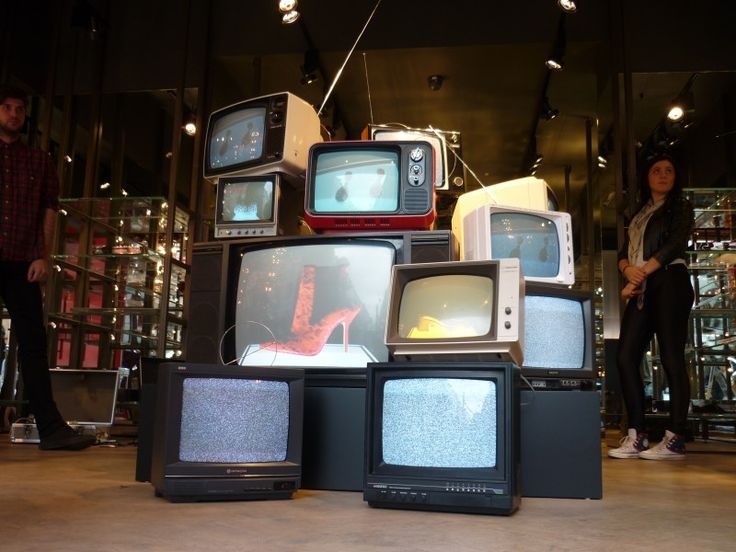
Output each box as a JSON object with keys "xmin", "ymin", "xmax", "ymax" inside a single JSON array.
[
  {"xmin": 312, "ymin": 149, "xmax": 400, "ymax": 213},
  {"xmin": 398, "ymin": 274, "xmax": 494, "ymax": 339},
  {"xmin": 490, "ymin": 212, "xmax": 560, "ymax": 278},
  {"xmin": 382, "ymin": 377, "xmax": 497, "ymax": 468},
  {"xmin": 179, "ymin": 377, "xmax": 289, "ymax": 463},
  {"xmin": 235, "ymin": 242, "xmax": 395, "ymax": 367},
  {"xmin": 524, "ymin": 295, "xmax": 585, "ymax": 369},
  {"xmin": 208, "ymin": 107, "xmax": 266, "ymax": 171},
  {"xmin": 219, "ymin": 178, "xmax": 274, "ymax": 223}
]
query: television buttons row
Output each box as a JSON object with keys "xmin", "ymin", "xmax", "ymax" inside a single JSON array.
[
  {"xmin": 218, "ymin": 228, "xmax": 269, "ymax": 236},
  {"xmin": 445, "ymin": 483, "xmax": 487, "ymax": 493},
  {"xmin": 377, "ymin": 490, "xmax": 429, "ymax": 504}
]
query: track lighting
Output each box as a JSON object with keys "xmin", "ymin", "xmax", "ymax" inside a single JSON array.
[
  {"xmin": 300, "ymin": 49, "xmax": 320, "ymax": 85},
  {"xmin": 183, "ymin": 121, "xmax": 197, "ymax": 136},
  {"xmin": 545, "ymin": 16, "xmax": 566, "ymax": 71},
  {"xmin": 541, "ymin": 97, "xmax": 559, "ymax": 120},
  {"xmin": 667, "ymin": 91, "xmax": 694, "ymax": 122},
  {"xmin": 278, "ymin": 0, "xmax": 300, "ymax": 24},
  {"xmin": 557, "ymin": 0, "xmax": 577, "ymax": 13}
]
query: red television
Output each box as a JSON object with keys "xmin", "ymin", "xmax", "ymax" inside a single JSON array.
[{"xmin": 303, "ymin": 141, "xmax": 436, "ymax": 232}]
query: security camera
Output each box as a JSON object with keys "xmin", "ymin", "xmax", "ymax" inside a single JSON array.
[{"xmin": 427, "ymin": 74, "xmax": 445, "ymax": 91}]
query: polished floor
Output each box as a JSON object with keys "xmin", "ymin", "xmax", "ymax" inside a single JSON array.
[{"xmin": 1, "ymin": 432, "xmax": 734, "ymax": 552}]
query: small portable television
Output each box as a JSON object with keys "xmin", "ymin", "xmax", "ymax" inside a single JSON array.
[
  {"xmin": 451, "ymin": 176, "xmax": 558, "ymax": 258},
  {"xmin": 461, "ymin": 203, "xmax": 575, "ymax": 286},
  {"xmin": 303, "ymin": 140, "xmax": 436, "ymax": 232},
  {"xmin": 364, "ymin": 361, "xmax": 521, "ymax": 515},
  {"xmin": 384, "ymin": 259, "xmax": 524, "ymax": 366},
  {"xmin": 203, "ymin": 92, "xmax": 322, "ymax": 183},
  {"xmin": 150, "ymin": 363, "xmax": 304, "ymax": 502},
  {"xmin": 366, "ymin": 124, "xmax": 465, "ymax": 192},
  {"xmin": 213, "ymin": 174, "xmax": 301, "ymax": 238},
  {"xmin": 523, "ymin": 283, "xmax": 594, "ymax": 389}
]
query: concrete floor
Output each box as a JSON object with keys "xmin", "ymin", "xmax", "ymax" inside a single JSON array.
[{"xmin": 1, "ymin": 433, "xmax": 734, "ymax": 552}]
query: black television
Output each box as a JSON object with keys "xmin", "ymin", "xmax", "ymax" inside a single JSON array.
[
  {"xmin": 522, "ymin": 283, "xmax": 595, "ymax": 389},
  {"xmin": 303, "ymin": 140, "xmax": 436, "ymax": 232},
  {"xmin": 364, "ymin": 361, "xmax": 521, "ymax": 515},
  {"xmin": 150, "ymin": 362, "xmax": 304, "ymax": 502},
  {"xmin": 203, "ymin": 92, "xmax": 322, "ymax": 182},
  {"xmin": 185, "ymin": 231, "xmax": 452, "ymax": 368}
]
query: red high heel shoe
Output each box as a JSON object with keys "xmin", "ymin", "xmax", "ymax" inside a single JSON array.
[{"xmin": 261, "ymin": 305, "xmax": 361, "ymax": 356}]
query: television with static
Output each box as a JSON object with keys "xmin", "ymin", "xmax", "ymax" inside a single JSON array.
[
  {"xmin": 364, "ymin": 361, "xmax": 521, "ymax": 515},
  {"xmin": 203, "ymin": 92, "xmax": 321, "ymax": 183},
  {"xmin": 150, "ymin": 363, "xmax": 304, "ymax": 502},
  {"xmin": 384, "ymin": 259, "xmax": 524, "ymax": 366},
  {"xmin": 303, "ymin": 140, "xmax": 436, "ymax": 232},
  {"xmin": 461, "ymin": 203, "xmax": 574, "ymax": 286},
  {"xmin": 522, "ymin": 282, "xmax": 594, "ymax": 389}
]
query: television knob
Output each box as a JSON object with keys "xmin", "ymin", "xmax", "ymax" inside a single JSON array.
[
  {"xmin": 505, "ymin": 307, "xmax": 512, "ymax": 315},
  {"xmin": 409, "ymin": 147, "xmax": 424, "ymax": 162},
  {"xmin": 504, "ymin": 321, "xmax": 511, "ymax": 329}
]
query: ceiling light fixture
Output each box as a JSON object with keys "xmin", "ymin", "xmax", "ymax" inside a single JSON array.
[
  {"xmin": 545, "ymin": 16, "xmax": 567, "ymax": 71},
  {"xmin": 183, "ymin": 121, "xmax": 197, "ymax": 136},
  {"xmin": 557, "ymin": 0, "xmax": 577, "ymax": 13},
  {"xmin": 279, "ymin": 0, "xmax": 300, "ymax": 24},
  {"xmin": 541, "ymin": 97, "xmax": 559, "ymax": 120},
  {"xmin": 300, "ymin": 49, "xmax": 320, "ymax": 85}
]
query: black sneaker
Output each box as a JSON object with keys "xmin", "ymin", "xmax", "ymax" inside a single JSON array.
[{"xmin": 39, "ymin": 424, "xmax": 97, "ymax": 451}]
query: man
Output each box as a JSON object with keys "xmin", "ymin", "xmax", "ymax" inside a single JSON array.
[{"xmin": 0, "ymin": 84, "xmax": 95, "ymax": 450}]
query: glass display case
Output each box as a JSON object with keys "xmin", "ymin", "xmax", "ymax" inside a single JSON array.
[{"xmin": 47, "ymin": 197, "xmax": 191, "ymax": 372}]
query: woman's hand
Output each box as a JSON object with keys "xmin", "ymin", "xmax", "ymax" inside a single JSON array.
[
  {"xmin": 621, "ymin": 282, "xmax": 642, "ymax": 301},
  {"xmin": 623, "ymin": 265, "xmax": 647, "ymax": 286}
]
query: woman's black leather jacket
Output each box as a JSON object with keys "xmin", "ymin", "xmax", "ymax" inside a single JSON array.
[{"xmin": 617, "ymin": 196, "xmax": 694, "ymax": 266}]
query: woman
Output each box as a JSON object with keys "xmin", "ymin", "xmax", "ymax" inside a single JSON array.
[{"xmin": 608, "ymin": 152, "xmax": 694, "ymax": 460}]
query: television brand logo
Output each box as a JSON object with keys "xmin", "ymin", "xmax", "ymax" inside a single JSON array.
[{"xmin": 226, "ymin": 468, "xmax": 249, "ymax": 474}]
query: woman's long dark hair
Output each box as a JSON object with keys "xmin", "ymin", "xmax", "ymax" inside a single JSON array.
[{"xmin": 635, "ymin": 151, "xmax": 684, "ymax": 213}]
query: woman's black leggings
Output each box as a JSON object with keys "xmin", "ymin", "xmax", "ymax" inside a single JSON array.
[{"xmin": 616, "ymin": 264, "xmax": 694, "ymax": 435}]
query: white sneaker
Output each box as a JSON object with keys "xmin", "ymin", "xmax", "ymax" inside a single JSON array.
[
  {"xmin": 639, "ymin": 430, "xmax": 686, "ymax": 460},
  {"xmin": 608, "ymin": 428, "xmax": 649, "ymax": 459}
]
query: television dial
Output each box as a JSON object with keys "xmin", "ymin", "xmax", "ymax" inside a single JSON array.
[{"xmin": 409, "ymin": 147, "xmax": 424, "ymax": 162}]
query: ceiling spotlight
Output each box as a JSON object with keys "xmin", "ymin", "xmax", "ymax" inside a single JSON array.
[
  {"xmin": 541, "ymin": 97, "xmax": 559, "ymax": 120},
  {"xmin": 545, "ymin": 58, "xmax": 563, "ymax": 71},
  {"xmin": 100, "ymin": 181, "xmax": 110, "ymax": 189},
  {"xmin": 558, "ymin": 0, "xmax": 577, "ymax": 13},
  {"xmin": 427, "ymin": 74, "xmax": 445, "ymax": 91},
  {"xmin": 282, "ymin": 10, "xmax": 300, "ymax": 23},
  {"xmin": 300, "ymin": 49, "xmax": 320, "ymax": 86},
  {"xmin": 183, "ymin": 121, "xmax": 197, "ymax": 136},
  {"xmin": 278, "ymin": 0, "xmax": 297, "ymax": 12},
  {"xmin": 667, "ymin": 104, "xmax": 685, "ymax": 122},
  {"xmin": 546, "ymin": 15, "xmax": 567, "ymax": 71}
]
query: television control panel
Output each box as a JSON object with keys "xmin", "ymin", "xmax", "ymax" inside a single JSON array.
[{"xmin": 365, "ymin": 482, "xmax": 516, "ymax": 515}]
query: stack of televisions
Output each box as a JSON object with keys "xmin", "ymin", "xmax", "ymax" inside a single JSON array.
[{"xmin": 149, "ymin": 92, "xmax": 597, "ymax": 514}]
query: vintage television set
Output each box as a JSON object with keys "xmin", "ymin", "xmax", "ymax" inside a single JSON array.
[
  {"xmin": 461, "ymin": 203, "xmax": 575, "ymax": 286},
  {"xmin": 150, "ymin": 362, "xmax": 304, "ymax": 502},
  {"xmin": 522, "ymin": 283, "xmax": 594, "ymax": 389},
  {"xmin": 364, "ymin": 361, "xmax": 521, "ymax": 515},
  {"xmin": 365, "ymin": 124, "xmax": 467, "ymax": 193},
  {"xmin": 451, "ymin": 176, "xmax": 558, "ymax": 258},
  {"xmin": 384, "ymin": 259, "xmax": 524, "ymax": 367},
  {"xmin": 213, "ymin": 174, "xmax": 301, "ymax": 238},
  {"xmin": 302, "ymin": 140, "xmax": 436, "ymax": 232},
  {"xmin": 203, "ymin": 92, "xmax": 321, "ymax": 182}
]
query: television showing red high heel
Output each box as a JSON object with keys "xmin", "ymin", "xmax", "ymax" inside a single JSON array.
[{"xmin": 235, "ymin": 243, "xmax": 396, "ymax": 368}]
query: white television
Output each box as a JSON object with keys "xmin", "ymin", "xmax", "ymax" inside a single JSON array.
[
  {"xmin": 204, "ymin": 92, "xmax": 322, "ymax": 183},
  {"xmin": 461, "ymin": 204, "xmax": 574, "ymax": 286},
  {"xmin": 451, "ymin": 177, "xmax": 556, "ymax": 258}
]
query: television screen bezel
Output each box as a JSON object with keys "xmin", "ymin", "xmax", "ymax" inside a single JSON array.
[
  {"xmin": 462, "ymin": 203, "xmax": 575, "ymax": 286},
  {"xmin": 522, "ymin": 282, "xmax": 595, "ymax": 380},
  {"xmin": 204, "ymin": 96, "xmax": 275, "ymax": 178},
  {"xmin": 367, "ymin": 366, "xmax": 508, "ymax": 481},
  {"xmin": 214, "ymin": 174, "xmax": 279, "ymax": 237},
  {"xmin": 220, "ymin": 232, "xmax": 440, "ymax": 367},
  {"xmin": 303, "ymin": 140, "xmax": 436, "ymax": 231},
  {"xmin": 154, "ymin": 362, "xmax": 304, "ymax": 478}
]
